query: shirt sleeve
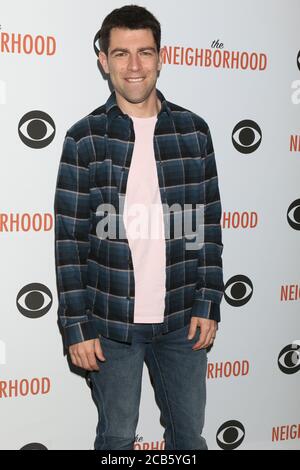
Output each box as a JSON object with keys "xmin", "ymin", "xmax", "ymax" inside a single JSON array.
[
  {"xmin": 191, "ymin": 124, "xmax": 225, "ymax": 322},
  {"xmin": 54, "ymin": 131, "xmax": 98, "ymax": 349}
]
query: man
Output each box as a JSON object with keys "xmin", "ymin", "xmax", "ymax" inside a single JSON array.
[{"xmin": 54, "ymin": 5, "xmax": 224, "ymax": 450}]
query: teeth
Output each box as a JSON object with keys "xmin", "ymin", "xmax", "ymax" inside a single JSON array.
[{"xmin": 127, "ymin": 78, "xmax": 144, "ymax": 82}]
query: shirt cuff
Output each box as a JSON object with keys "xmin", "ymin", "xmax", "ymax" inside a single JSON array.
[{"xmin": 191, "ymin": 298, "xmax": 221, "ymax": 322}]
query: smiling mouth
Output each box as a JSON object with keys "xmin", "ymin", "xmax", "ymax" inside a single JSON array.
[{"xmin": 125, "ymin": 78, "xmax": 145, "ymax": 83}]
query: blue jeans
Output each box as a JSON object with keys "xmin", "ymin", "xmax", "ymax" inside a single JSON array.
[{"xmin": 88, "ymin": 322, "xmax": 208, "ymax": 450}]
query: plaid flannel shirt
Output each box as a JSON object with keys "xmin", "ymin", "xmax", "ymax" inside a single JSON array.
[{"xmin": 54, "ymin": 88, "xmax": 224, "ymax": 349}]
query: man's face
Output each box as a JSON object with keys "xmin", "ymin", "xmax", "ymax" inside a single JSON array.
[{"xmin": 98, "ymin": 27, "xmax": 164, "ymax": 106}]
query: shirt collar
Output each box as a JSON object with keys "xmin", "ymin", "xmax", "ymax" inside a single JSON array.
[{"xmin": 105, "ymin": 87, "xmax": 172, "ymax": 122}]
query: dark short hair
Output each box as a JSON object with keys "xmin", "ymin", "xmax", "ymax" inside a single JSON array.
[{"xmin": 98, "ymin": 4, "xmax": 161, "ymax": 56}]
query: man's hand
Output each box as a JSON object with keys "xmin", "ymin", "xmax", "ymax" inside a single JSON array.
[
  {"xmin": 69, "ymin": 338, "xmax": 106, "ymax": 371},
  {"xmin": 188, "ymin": 317, "xmax": 218, "ymax": 350}
]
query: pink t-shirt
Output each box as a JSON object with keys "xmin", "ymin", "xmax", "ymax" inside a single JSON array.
[{"xmin": 123, "ymin": 114, "xmax": 166, "ymax": 323}]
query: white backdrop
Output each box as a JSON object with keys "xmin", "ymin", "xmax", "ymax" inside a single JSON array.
[{"xmin": 0, "ymin": 0, "xmax": 299, "ymax": 450}]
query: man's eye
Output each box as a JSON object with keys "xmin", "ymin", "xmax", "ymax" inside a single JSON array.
[{"xmin": 114, "ymin": 51, "xmax": 152, "ymax": 57}]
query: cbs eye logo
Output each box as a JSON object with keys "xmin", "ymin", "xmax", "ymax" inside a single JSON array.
[
  {"xmin": 297, "ymin": 50, "xmax": 300, "ymax": 72},
  {"xmin": 232, "ymin": 120, "xmax": 262, "ymax": 154},
  {"xmin": 16, "ymin": 283, "xmax": 52, "ymax": 319},
  {"xmin": 18, "ymin": 111, "xmax": 55, "ymax": 148},
  {"xmin": 278, "ymin": 343, "xmax": 300, "ymax": 375},
  {"xmin": 224, "ymin": 275, "xmax": 253, "ymax": 307},
  {"xmin": 287, "ymin": 199, "xmax": 300, "ymax": 230},
  {"xmin": 20, "ymin": 443, "xmax": 48, "ymax": 450},
  {"xmin": 216, "ymin": 420, "xmax": 245, "ymax": 450}
]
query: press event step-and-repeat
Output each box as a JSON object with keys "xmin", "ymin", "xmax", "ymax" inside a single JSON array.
[{"xmin": 0, "ymin": 0, "xmax": 299, "ymax": 450}]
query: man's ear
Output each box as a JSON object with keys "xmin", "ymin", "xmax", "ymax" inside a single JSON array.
[
  {"xmin": 98, "ymin": 51, "xmax": 109, "ymax": 74},
  {"xmin": 158, "ymin": 47, "xmax": 166, "ymax": 71}
]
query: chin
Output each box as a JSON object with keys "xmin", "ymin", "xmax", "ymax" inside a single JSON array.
[
  {"xmin": 124, "ymin": 95, "xmax": 148, "ymax": 104},
  {"xmin": 125, "ymin": 87, "xmax": 155, "ymax": 103}
]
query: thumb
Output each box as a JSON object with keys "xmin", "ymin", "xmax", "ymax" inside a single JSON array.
[
  {"xmin": 187, "ymin": 322, "xmax": 197, "ymax": 340},
  {"xmin": 95, "ymin": 338, "xmax": 106, "ymax": 362}
]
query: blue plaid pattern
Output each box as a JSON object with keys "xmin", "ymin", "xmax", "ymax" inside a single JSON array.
[{"xmin": 54, "ymin": 88, "xmax": 224, "ymax": 349}]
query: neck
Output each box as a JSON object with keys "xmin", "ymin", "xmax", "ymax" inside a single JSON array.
[{"xmin": 115, "ymin": 89, "xmax": 161, "ymax": 118}]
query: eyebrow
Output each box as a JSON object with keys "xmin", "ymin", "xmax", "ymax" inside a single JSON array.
[{"xmin": 109, "ymin": 47, "xmax": 157, "ymax": 55}]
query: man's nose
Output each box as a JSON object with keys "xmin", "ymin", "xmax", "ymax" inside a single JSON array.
[{"xmin": 127, "ymin": 54, "xmax": 142, "ymax": 71}]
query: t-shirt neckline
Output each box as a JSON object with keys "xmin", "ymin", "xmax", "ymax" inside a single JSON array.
[{"xmin": 129, "ymin": 114, "xmax": 157, "ymax": 120}]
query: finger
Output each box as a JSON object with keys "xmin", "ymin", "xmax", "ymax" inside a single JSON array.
[
  {"xmin": 196, "ymin": 331, "xmax": 216, "ymax": 350},
  {"xmin": 87, "ymin": 352, "xmax": 99, "ymax": 371},
  {"xmin": 192, "ymin": 328, "xmax": 210, "ymax": 350},
  {"xmin": 78, "ymin": 352, "xmax": 92, "ymax": 371},
  {"xmin": 208, "ymin": 335, "xmax": 216, "ymax": 347},
  {"xmin": 95, "ymin": 338, "xmax": 106, "ymax": 362},
  {"xmin": 70, "ymin": 353, "xmax": 78, "ymax": 367},
  {"xmin": 73, "ymin": 353, "xmax": 83, "ymax": 369}
]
